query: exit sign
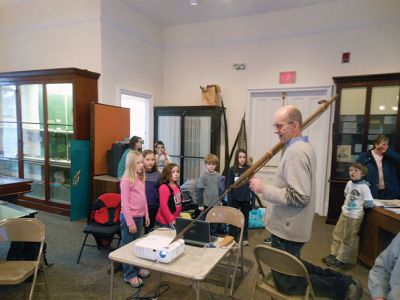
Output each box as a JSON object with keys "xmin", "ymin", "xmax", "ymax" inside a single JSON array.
[{"xmin": 279, "ymin": 71, "xmax": 296, "ymax": 84}]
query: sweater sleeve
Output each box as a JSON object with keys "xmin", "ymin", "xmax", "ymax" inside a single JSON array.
[
  {"xmin": 368, "ymin": 234, "xmax": 400, "ymax": 300},
  {"xmin": 120, "ymin": 178, "xmax": 134, "ymax": 227},
  {"xmin": 158, "ymin": 184, "xmax": 175, "ymax": 224},
  {"xmin": 361, "ymin": 184, "xmax": 375, "ymax": 208},
  {"xmin": 263, "ymin": 146, "xmax": 312, "ymax": 208},
  {"xmin": 117, "ymin": 149, "xmax": 129, "ymax": 179}
]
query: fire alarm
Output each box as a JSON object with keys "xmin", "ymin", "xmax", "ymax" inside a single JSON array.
[{"xmin": 342, "ymin": 52, "xmax": 350, "ymax": 63}]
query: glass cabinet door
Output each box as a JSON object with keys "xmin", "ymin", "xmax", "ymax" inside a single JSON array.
[
  {"xmin": 0, "ymin": 85, "xmax": 18, "ymax": 177},
  {"xmin": 157, "ymin": 115, "xmax": 181, "ymax": 166},
  {"xmin": 368, "ymin": 85, "xmax": 399, "ymax": 146},
  {"xmin": 47, "ymin": 83, "xmax": 73, "ymax": 204},
  {"xmin": 183, "ymin": 116, "xmax": 211, "ymax": 182},
  {"xmin": 20, "ymin": 84, "xmax": 45, "ymax": 199},
  {"xmin": 334, "ymin": 87, "xmax": 367, "ymax": 178}
]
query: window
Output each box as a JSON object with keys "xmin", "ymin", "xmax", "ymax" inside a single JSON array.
[{"xmin": 120, "ymin": 90, "xmax": 152, "ymax": 149}]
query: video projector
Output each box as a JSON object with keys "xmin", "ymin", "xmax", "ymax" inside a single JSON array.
[{"xmin": 134, "ymin": 235, "xmax": 185, "ymax": 263}]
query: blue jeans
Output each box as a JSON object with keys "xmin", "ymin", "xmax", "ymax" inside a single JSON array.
[
  {"xmin": 271, "ymin": 234, "xmax": 351, "ymax": 300},
  {"xmin": 120, "ymin": 214, "xmax": 143, "ymax": 281}
]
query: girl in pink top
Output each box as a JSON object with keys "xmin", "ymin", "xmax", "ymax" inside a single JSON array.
[
  {"xmin": 119, "ymin": 150, "xmax": 150, "ymax": 288},
  {"xmin": 156, "ymin": 163, "xmax": 182, "ymax": 227}
]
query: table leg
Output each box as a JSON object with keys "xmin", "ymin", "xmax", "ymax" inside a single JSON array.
[
  {"xmin": 192, "ymin": 280, "xmax": 201, "ymax": 300},
  {"xmin": 110, "ymin": 261, "xmax": 114, "ymax": 300}
]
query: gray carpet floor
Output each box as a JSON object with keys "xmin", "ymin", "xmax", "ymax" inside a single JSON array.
[{"xmin": 0, "ymin": 211, "xmax": 371, "ymax": 299}]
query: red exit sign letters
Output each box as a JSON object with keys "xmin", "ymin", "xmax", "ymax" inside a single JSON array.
[{"xmin": 279, "ymin": 71, "xmax": 296, "ymax": 84}]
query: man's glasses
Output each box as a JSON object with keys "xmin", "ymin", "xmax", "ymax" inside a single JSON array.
[{"xmin": 272, "ymin": 121, "xmax": 293, "ymax": 130}]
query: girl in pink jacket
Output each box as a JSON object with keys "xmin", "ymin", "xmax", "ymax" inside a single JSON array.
[
  {"xmin": 120, "ymin": 150, "xmax": 150, "ymax": 288},
  {"xmin": 156, "ymin": 163, "xmax": 182, "ymax": 227}
]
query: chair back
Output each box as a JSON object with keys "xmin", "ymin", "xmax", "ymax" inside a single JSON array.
[
  {"xmin": 0, "ymin": 218, "xmax": 45, "ymax": 243},
  {"xmin": 0, "ymin": 218, "xmax": 46, "ymax": 300},
  {"xmin": 206, "ymin": 206, "xmax": 244, "ymax": 229},
  {"xmin": 253, "ymin": 245, "xmax": 315, "ymax": 299},
  {"xmin": 206, "ymin": 206, "xmax": 245, "ymax": 297},
  {"xmin": 254, "ymin": 245, "xmax": 309, "ymax": 278}
]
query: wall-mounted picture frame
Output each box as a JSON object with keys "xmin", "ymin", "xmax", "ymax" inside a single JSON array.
[{"xmin": 337, "ymin": 145, "xmax": 352, "ymax": 162}]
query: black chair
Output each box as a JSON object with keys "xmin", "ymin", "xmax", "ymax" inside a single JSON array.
[{"xmin": 76, "ymin": 193, "xmax": 121, "ymax": 263}]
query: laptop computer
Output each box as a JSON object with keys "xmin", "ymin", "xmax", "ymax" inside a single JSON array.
[{"xmin": 175, "ymin": 217, "xmax": 217, "ymax": 247}]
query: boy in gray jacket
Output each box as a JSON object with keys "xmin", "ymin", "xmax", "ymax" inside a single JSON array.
[{"xmin": 197, "ymin": 153, "xmax": 223, "ymax": 235}]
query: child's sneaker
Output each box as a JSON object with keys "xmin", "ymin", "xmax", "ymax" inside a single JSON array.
[
  {"xmin": 242, "ymin": 240, "xmax": 249, "ymax": 246},
  {"xmin": 322, "ymin": 254, "xmax": 336, "ymax": 265},
  {"xmin": 125, "ymin": 276, "xmax": 143, "ymax": 288},
  {"xmin": 138, "ymin": 269, "xmax": 150, "ymax": 278},
  {"xmin": 262, "ymin": 236, "xmax": 272, "ymax": 245},
  {"xmin": 327, "ymin": 257, "xmax": 345, "ymax": 268}
]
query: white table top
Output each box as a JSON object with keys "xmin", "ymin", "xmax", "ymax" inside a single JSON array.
[
  {"xmin": 109, "ymin": 229, "xmax": 232, "ymax": 281},
  {"xmin": 0, "ymin": 201, "xmax": 38, "ymax": 222}
]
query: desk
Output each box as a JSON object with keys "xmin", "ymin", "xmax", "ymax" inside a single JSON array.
[
  {"xmin": 0, "ymin": 201, "xmax": 38, "ymax": 221},
  {"xmin": 359, "ymin": 207, "xmax": 400, "ymax": 267},
  {"xmin": 109, "ymin": 230, "xmax": 231, "ymax": 300},
  {"xmin": 0, "ymin": 176, "xmax": 32, "ymax": 201}
]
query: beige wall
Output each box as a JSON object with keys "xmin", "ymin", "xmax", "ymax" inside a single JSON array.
[
  {"xmin": 0, "ymin": 0, "xmax": 101, "ymax": 72},
  {"xmin": 99, "ymin": 0, "xmax": 164, "ymax": 106},
  {"xmin": 162, "ymin": 0, "xmax": 400, "ymax": 144}
]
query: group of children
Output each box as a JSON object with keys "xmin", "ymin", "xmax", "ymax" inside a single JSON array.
[
  {"xmin": 119, "ymin": 137, "xmax": 377, "ymax": 288},
  {"xmin": 119, "ymin": 143, "xmax": 254, "ymax": 288}
]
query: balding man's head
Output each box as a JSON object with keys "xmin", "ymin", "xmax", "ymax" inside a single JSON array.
[
  {"xmin": 273, "ymin": 105, "xmax": 303, "ymax": 144},
  {"xmin": 285, "ymin": 105, "xmax": 302, "ymax": 130}
]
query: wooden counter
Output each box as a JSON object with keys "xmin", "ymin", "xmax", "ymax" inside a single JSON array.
[
  {"xmin": 0, "ymin": 176, "xmax": 32, "ymax": 201},
  {"xmin": 359, "ymin": 207, "xmax": 400, "ymax": 267},
  {"xmin": 92, "ymin": 175, "xmax": 120, "ymax": 203}
]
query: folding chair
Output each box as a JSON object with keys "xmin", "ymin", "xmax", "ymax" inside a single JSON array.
[
  {"xmin": 0, "ymin": 218, "xmax": 46, "ymax": 300},
  {"xmin": 206, "ymin": 206, "xmax": 244, "ymax": 296},
  {"xmin": 76, "ymin": 193, "xmax": 121, "ymax": 263},
  {"xmin": 252, "ymin": 245, "xmax": 315, "ymax": 300}
]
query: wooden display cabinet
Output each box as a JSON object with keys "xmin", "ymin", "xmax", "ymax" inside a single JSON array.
[
  {"xmin": 327, "ymin": 73, "xmax": 400, "ymax": 224},
  {"xmin": 0, "ymin": 68, "xmax": 100, "ymax": 218},
  {"xmin": 154, "ymin": 106, "xmax": 223, "ymax": 184}
]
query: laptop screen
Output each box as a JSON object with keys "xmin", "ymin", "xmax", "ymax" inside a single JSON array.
[{"xmin": 175, "ymin": 217, "xmax": 211, "ymax": 245}]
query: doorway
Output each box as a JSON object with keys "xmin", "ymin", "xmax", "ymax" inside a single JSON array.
[
  {"xmin": 247, "ymin": 86, "xmax": 333, "ymax": 215},
  {"xmin": 120, "ymin": 90, "xmax": 152, "ymax": 150}
]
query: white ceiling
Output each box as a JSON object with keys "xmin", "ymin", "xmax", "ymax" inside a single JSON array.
[{"xmin": 122, "ymin": 0, "xmax": 340, "ymax": 27}]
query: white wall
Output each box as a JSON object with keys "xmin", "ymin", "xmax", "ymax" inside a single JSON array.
[
  {"xmin": 0, "ymin": 0, "xmax": 101, "ymax": 72},
  {"xmin": 99, "ymin": 0, "xmax": 164, "ymax": 106},
  {"xmin": 163, "ymin": 0, "xmax": 400, "ymax": 151}
]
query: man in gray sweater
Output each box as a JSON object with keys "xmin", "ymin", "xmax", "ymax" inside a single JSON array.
[{"xmin": 250, "ymin": 105, "xmax": 363, "ymax": 300}]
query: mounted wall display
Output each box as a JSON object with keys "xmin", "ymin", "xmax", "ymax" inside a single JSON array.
[{"xmin": 336, "ymin": 145, "xmax": 351, "ymax": 162}]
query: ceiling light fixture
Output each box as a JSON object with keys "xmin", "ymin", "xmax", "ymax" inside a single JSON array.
[{"xmin": 190, "ymin": 0, "xmax": 199, "ymax": 5}]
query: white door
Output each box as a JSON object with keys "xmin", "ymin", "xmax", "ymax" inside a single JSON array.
[{"xmin": 247, "ymin": 86, "xmax": 334, "ymax": 215}]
